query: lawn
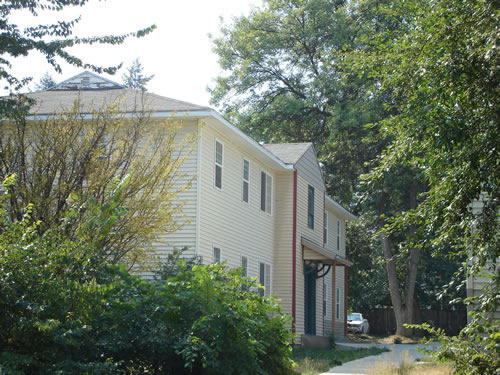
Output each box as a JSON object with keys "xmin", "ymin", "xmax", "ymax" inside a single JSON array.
[{"xmin": 292, "ymin": 346, "xmax": 388, "ymax": 375}]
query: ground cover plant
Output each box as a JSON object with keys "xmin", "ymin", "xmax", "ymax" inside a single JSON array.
[{"xmin": 292, "ymin": 346, "xmax": 388, "ymax": 375}]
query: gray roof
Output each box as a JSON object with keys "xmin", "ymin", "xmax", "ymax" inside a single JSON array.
[
  {"xmin": 263, "ymin": 143, "xmax": 312, "ymax": 164},
  {"xmin": 26, "ymin": 88, "xmax": 210, "ymax": 115},
  {"xmin": 23, "ymin": 71, "xmax": 210, "ymax": 115}
]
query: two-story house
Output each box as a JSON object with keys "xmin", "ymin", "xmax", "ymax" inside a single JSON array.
[{"xmin": 25, "ymin": 71, "xmax": 357, "ymax": 342}]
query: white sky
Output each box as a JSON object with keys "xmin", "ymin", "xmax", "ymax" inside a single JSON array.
[{"xmin": 8, "ymin": 0, "xmax": 262, "ymax": 108}]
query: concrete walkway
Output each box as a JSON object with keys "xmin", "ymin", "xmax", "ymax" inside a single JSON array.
[{"xmin": 320, "ymin": 342, "xmax": 440, "ymax": 375}]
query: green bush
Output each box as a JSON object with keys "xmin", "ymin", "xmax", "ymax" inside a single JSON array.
[{"xmin": 0, "ymin": 178, "xmax": 294, "ymax": 374}]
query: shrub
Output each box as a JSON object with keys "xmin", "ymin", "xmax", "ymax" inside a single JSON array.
[{"xmin": 0, "ymin": 179, "xmax": 294, "ymax": 374}]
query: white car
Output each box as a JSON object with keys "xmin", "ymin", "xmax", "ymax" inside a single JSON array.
[{"xmin": 347, "ymin": 313, "xmax": 369, "ymax": 334}]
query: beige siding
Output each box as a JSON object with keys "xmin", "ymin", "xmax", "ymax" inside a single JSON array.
[
  {"xmin": 197, "ymin": 124, "xmax": 276, "ymax": 283},
  {"xmin": 294, "ymin": 146, "xmax": 327, "ymax": 336},
  {"xmin": 273, "ymin": 173, "xmax": 294, "ymax": 316},
  {"xmin": 334, "ymin": 266, "xmax": 346, "ymax": 338},
  {"xmin": 325, "ymin": 208, "xmax": 346, "ymax": 257}
]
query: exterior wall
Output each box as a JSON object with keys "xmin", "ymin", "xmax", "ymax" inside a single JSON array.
[
  {"xmin": 325, "ymin": 209, "xmax": 346, "ymax": 257},
  {"xmin": 197, "ymin": 124, "xmax": 276, "ymax": 283},
  {"xmin": 295, "ymin": 147, "xmax": 327, "ymax": 336},
  {"xmin": 334, "ymin": 265, "xmax": 346, "ymax": 338},
  {"xmin": 152, "ymin": 119, "xmax": 199, "ymax": 260},
  {"xmin": 273, "ymin": 173, "xmax": 294, "ymax": 318}
]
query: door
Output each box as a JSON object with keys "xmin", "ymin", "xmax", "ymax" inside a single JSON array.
[{"xmin": 304, "ymin": 264, "xmax": 316, "ymax": 335}]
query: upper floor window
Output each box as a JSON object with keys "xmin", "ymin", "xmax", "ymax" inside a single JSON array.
[
  {"xmin": 259, "ymin": 261, "xmax": 271, "ymax": 297},
  {"xmin": 337, "ymin": 220, "xmax": 341, "ymax": 251},
  {"xmin": 324, "ymin": 212, "xmax": 328, "ymax": 244},
  {"xmin": 214, "ymin": 140, "xmax": 223, "ymax": 189},
  {"xmin": 308, "ymin": 185, "xmax": 315, "ymax": 229},
  {"xmin": 260, "ymin": 171, "xmax": 272, "ymax": 214},
  {"xmin": 242, "ymin": 159, "xmax": 250, "ymax": 203},
  {"xmin": 213, "ymin": 246, "xmax": 221, "ymax": 264}
]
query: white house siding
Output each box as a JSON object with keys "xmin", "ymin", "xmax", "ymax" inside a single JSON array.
[
  {"xmin": 197, "ymin": 124, "xmax": 276, "ymax": 283},
  {"xmin": 295, "ymin": 146, "xmax": 327, "ymax": 336},
  {"xmin": 334, "ymin": 265, "xmax": 345, "ymax": 338},
  {"xmin": 273, "ymin": 172, "xmax": 294, "ymax": 318},
  {"xmin": 152, "ymin": 119, "xmax": 199, "ymax": 260}
]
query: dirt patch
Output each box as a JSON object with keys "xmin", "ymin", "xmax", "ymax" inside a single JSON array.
[{"xmin": 347, "ymin": 333, "xmax": 421, "ymax": 344}]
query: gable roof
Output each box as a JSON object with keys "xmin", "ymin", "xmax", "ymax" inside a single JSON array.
[
  {"xmin": 262, "ymin": 143, "xmax": 312, "ymax": 164},
  {"xmin": 26, "ymin": 88, "xmax": 210, "ymax": 115},
  {"xmin": 49, "ymin": 71, "xmax": 124, "ymax": 91}
]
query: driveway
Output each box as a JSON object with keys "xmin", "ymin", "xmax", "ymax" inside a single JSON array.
[{"xmin": 320, "ymin": 342, "xmax": 440, "ymax": 375}]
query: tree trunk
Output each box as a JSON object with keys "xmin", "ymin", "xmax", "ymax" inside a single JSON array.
[{"xmin": 380, "ymin": 181, "xmax": 421, "ymax": 337}]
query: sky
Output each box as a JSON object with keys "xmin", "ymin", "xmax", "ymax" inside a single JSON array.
[{"xmin": 8, "ymin": 0, "xmax": 262, "ymax": 108}]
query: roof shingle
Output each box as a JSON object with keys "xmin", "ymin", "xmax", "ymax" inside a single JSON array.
[{"xmin": 262, "ymin": 143, "xmax": 312, "ymax": 164}]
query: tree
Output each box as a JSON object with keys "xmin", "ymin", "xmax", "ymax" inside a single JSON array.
[
  {"xmin": 35, "ymin": 72, "xmax": 57, "ymax": 91},
  {"xmin": 210, "ymin": 0, "xmax": 453, "ymax": 337},
  {"xmin": 0, "ymin": 98, "xmax": 196, "ymax": 267},
  {"xmin": 0, "ymin": 0, "xmax": 156, "ymax": 115},
  {"xmin": 122, "ymin": 58, "xmax": 154, "ymax": 91},
  {"xmin": 355, "ymin": 0, "xmax": 498, "ymax": 371}
]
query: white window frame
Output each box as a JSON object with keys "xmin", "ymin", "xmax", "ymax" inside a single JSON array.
[
  {"xmin": 258, "ymin": 261, "xmax": 272, "ymax": 296},
  {"xmin": 213, "ymin": 245, "xmax": 221, "ymax": 264},
  {"xmin": 337, "ymin": 220, "xmax": 341, "ymax": 251},
  {"xmin": 324, "ymin": 212, "xmax": 328, "ymax": 245},
  {"xmin": 214, "ymin": 139, "xmax": 223, "ymax": 190},
  {"xmin": 308, "ymin": 185, "xmax": 315, "ymax": 229},
  {"xmin": 260, "ymin": 170, "xmax": 272, "ymax": 215},
  {"xmin": 336, "ymin": 287, "xmax": 341, "ymax": 320},
  {"xmin": 242, "ymin": 158, "xmax": 250, "ymax": 203},
  {"xmin": 241, "ymin": 255, "xmax": 248, "ymax": 277}
]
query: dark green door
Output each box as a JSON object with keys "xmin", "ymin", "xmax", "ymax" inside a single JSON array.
[{"xmin": 304, "ymin": 264, "xmax": 316, "ymax": 335}]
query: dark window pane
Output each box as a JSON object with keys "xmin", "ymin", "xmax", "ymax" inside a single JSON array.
[
  {"xmin": 243, "ymin": 181, "xmax": 249, "ymax": 202},
  {"xmin": 261, "ymin": 171, "xmax": 266, "ymax": 211},
  {"xmin": 215, "ymin": 165, "xmax": 222, "ymax": 188}
]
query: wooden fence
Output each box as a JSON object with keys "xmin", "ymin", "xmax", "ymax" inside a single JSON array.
[{"xmin": 363, "ymin": 308, "xmax": 467, "ymax": 336}]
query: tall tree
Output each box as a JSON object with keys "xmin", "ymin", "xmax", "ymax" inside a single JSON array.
[
  {"xmin": 210, "ymin": 0, "xmax": 449, "ymax": 337},
  {"xmin": 355, "ymin": 0, "xmax": 498, "ymax": 369},
  {"xmin": 35, "ymin": 72, "xmax": 57, "ymax": 91},
  {"xmin": 0, "ymin": 0, "xmax": 155, "ymax": 115},
  {"xmin": 122, "ymin": 58, "xmax": 154, "ymax": 91}
]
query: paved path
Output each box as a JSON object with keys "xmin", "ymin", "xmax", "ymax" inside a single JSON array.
[{"xmin": 320, "ymin": 342, "xmax": 440, "ymax": 375}]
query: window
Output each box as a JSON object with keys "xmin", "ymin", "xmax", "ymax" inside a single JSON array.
[
  {"xmin": 214, "ymin": 140, "xmax": 223, "ymax": 189},
  {"xmin": 259, "ymin": 262, "xmax": 271, "ymax": 296},
  {"xmin": 242, "ymin": 159, "xmax": 250, "ymax": 203},
  {"xmin": 324, "ymin": 212, "xmax": 328, "ymax": 244},
  {"xmin": 337, "ymin": 220, "xmax": 341, "ymax": 251},
  {"xmin": 241, "ymin": 256, "xmax": 248, "ymax": 277},
  {"xmin": 308, "ymin": 185, "xmax": 315, "ymax": 229},
  {"xmin": 336, "ymin": 287, "xmax": 341, "ymax": 320},
  {"xmin": 323, "ymin": 282, "xmax": 327, "ymax": 317},
  {"xmin": 213, "ymin": 246, "xmax": 221, "ymax": 264},
  {"xmin": 260, "ymin": 171, "xmax": 272, "ymax": 214}
]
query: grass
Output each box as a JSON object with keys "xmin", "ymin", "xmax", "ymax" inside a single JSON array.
[
  {"xmin": 292, "ymin": 346, "xmax": 388, "ymax": 375},
  {"xmin": 366, "ymin": 352, "xmax": 453, "ymax": 375}
]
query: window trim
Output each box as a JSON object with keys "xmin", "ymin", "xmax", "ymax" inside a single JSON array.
[
  {"xmin": 241, "ymin": 255, "xmax": 248, "ymax": 277},
  {"xmin": 308, "ymin": 185, "xmax": 315, "ymax": 229},
  {"xmin": 337, "ymin": 220, "xmax": 341, "ymax": 251},
  {"xmin": 324, "ymin": 212, "xmax": 328, "ymax": 245},
  {"xmin": 212, "ymin": 245, "xmax": 222, "ymax": 264},
  {"xmin": 336, "ymin": 287, "xmax": 341, "ymax": 320},
  {"xmin": 242, "ymin": 158, "xmax": 250, "ymax": 203},
  {"xmin": 258, "ymin": 261, "xmax": 272, "ymax": 297},
  {"xmin": 214, "ymin": 139, "xmax": 224, "ymax": 190},
  {"xmin": 260, "ymin": 169, "xmax": 273, "ymax": 215}
]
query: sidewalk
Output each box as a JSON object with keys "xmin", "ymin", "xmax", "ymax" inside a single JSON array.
[{"xmin": 320, "ymin": 342, "xmax": 440, "ymax": 375}]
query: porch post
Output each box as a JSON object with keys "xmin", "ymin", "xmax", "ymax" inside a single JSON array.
[
  {"xmin": 344, "ymin": 266, "xmax": 348, "ymax": 337},
  {"xmin": 331, "ymin": 261, "xmax": 336, "ymax": 334}
]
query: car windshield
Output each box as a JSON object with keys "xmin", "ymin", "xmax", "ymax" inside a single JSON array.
[{"xmin": 348, "ymin": 314, "xmax": 361, "ymax": 321}]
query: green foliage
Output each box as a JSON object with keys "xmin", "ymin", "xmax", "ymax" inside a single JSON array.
[
  {"xmin": 0, "ymin": 0, "xmax": 156, "ymax": 115},
  {"xmin": 122, "ymin": 58, "xmax": 155, "ymax": 91},
  {"xmin": 0, "ymin": 181, "xmax": 295, "ymax": 374},
  {"xmin": 34, "ymin": 72, "xmax": 57, "ymax": 91}
]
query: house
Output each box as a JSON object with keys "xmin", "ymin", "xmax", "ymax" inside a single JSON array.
[{"xmin": 25, "ymin": 71, "xmax": 357, "ymax": 342}]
